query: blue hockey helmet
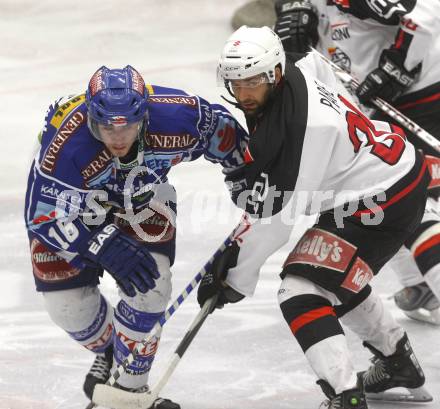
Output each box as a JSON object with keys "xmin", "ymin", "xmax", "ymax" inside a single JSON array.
[{"xmin": 86, "ymin": 65, "xmax": 149, "ymax": 140}]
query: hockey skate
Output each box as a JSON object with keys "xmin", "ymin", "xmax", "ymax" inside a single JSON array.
[
  {"xmin": 394, "ymin": 282, "xmax": 440, "ymax": 325},
  {"xmin": 360, "ymin": 333, "xmax": 432, "ymax": 403},
  {"xmin": 83, "ymin": 346, "xmax": 113, "ymax": 400},
  {"xmin": 114, "ymin": 384, "xmax": 180, "ymax": 409},
  {"xmin": 317, "ymin": 378, "xmax": 367, "ymax": 409}
]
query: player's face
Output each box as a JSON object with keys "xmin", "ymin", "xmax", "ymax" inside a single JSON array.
[
  {"xmin": 230, "ymin": 74, "xmax": 271, "ymax": 116},
  {"xmin": 230, "ymin": 69, "xmax": 282, "ymax": 116},
  {"xmin": 98, "ymin": 122, "xmax": 140, "ymax": 157}
]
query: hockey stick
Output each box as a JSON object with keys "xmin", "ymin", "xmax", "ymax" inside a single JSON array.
[
  {"xmin": 85, "ymin": 235, "xmax": 233, "ymax": 409},
  {"xmin": 92, "ymin": 295, "xmax": 219, "ymax": 409},
  {"xmin": 310, "ymin": 48, "xmax": 440, "ymax": 154}
]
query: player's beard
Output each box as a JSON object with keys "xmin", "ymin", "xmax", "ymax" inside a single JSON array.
[{"xmin": 239, "ymin": 86, "xmax": 273, "ymax": 119}]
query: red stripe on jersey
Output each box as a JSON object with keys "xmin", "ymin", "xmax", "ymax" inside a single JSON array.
[
  {"xmin": 397, "ymin": 93, "xmax": 440, "ymax": 110},
  {"xmin": 333, "ymin": 0, "xmax": 350, "ymax": 8},
  {"xmin": 244, "ymin": 147, "xmax": 254, "ymax": 163},
  {"xmin": 289, "ymin": 306, "xmax": 336, "ymax": 334},
  {"xmin": 354, "ymin": 159, "xmax": 427, "ymax": 217},
  {"xmin": 390, "ymin": 124, "xmax": 406, "ymax": 140},
  {"xmin": 232, "ymin": 214, "xmax": 251, "ymax": 244},
  {"xmin": 414, "ymin": 234, "xmax": 440, "ymax": 258},
  {"xmin": 394, "ymin": 30, "xmax": 406, "ymax": 49}
]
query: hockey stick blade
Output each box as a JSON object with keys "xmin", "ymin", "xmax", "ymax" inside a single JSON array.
[
  {"xmin": 93, "ymin": 296, "xmax": 218, "ymax": 409},
  {"xmin": 366, "ymin": 386, "xmax": 433, "ymax": 403}
]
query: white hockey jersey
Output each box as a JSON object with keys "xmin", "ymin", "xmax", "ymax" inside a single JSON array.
[
  {"xmin": 311, "ymin": 0, "xmax": 440, "ymax": 94},
  {"xmin": 225, "ymin": 58, "xmax": 420, "ymax": 297}
]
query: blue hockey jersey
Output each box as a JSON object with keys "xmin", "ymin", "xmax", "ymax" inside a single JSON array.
[{"xmin": 25, "ymin": 85, "xmax": 248, "ymax": 269}]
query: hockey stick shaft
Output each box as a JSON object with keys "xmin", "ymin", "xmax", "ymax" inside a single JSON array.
[
  {"xmin": 86, "ymin": 235, "xmax": 233, "ymax": 409},
  {"xmin": 92, "ymin": 295, "xmax": 218, "ymax": 409},
  {"xmin": 311, "ymin": 48, "xmax": 440, "ymax": 154},
  {"xmin": 144, "ymin": 295, "xmax": 218, "ymax": 406},
  {"xmin": 106, "ymin": 238, "xmax": 231, "ymax": 386}
]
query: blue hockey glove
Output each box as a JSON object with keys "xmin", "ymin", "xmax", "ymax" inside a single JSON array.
[
  {"xmin": 274, "ymin": 0, "xmax": 319, "ymax": 53},
  {"xmin": 356, "ymin": 48, "xmax": 420, "ymax": 105},
  {"xmin": 197, "ymin": 242, "xmax": 245, "ymax": 312},
  {"xmin": 81, "ymin": 224, "xmax": 159, "ymax": 297}
]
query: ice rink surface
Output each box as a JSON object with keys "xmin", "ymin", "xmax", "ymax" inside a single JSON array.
[{"xmin": 0, "ymin": 1, "xmax": 439, "ymax": 408}]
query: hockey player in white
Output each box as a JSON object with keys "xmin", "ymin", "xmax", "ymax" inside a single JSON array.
[
  {"xmin": 197, "ymin": 26, "xmax": 431, "ymax": 408},
  {"xmin": 273, "ymin": 0, "xmax": 440, "ymax": 324}
]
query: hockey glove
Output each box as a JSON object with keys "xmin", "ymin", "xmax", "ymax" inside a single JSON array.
[
  {"xmin": 225, "ymin": 166, "xmax": 247, "ymax": 208},
  {"xmin": 81, "ymin": 224, "xmax": 160, "ymax": 297},
  {"xmin": 356, "ymin": 48, "xmax": 420, "ymax": 105},
  {"xmin": 274, "ymin": 0, "xmax": 319, "ymax": 53},
  {"xmin": 197, "ymin": 241, "xmax": 245, "ymax": 311},
  {"xmin": 332, "ymin": 0, "xmax": 416, "ymax": 25}
]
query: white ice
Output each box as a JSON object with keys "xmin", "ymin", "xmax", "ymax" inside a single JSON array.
[{"xmin": 0, "ymin": 1, "xmax": 439, "ymax": 408}]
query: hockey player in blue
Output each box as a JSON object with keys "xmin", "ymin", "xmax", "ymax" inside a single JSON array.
[{"xmin": 24, "ymin": 65, "xmax": 247, "ymax": 408}]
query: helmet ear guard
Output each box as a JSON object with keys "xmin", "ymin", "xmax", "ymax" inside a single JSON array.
[
  {"xmin": 85, "ymin": 65, "xmax": 149, "ymax": 141},
  {"xmin": 217, "ymin": 26, "xmax": 286, "ymax": 86}
]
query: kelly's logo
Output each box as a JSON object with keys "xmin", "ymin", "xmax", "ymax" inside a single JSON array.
[
  {"xmin": 341, "ymin": 257, "xmax": 373, "ymax": 293},
  {"xmin": 284, "ymin": 228, "xmax": 357, "ymax": 272},
  {"xmin": 425, "ymin": 155, "xmax": 440, "ymax": 189}
]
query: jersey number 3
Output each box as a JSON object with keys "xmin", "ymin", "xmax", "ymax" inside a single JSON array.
[{"xmin": 340, "ymin": 95, "xmax": 406, "ymax": 166}]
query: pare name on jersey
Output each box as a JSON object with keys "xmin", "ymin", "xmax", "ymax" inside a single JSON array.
[{"xmin": 315, "ymin": 80, "xmax": 341, "ymax": 114}]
